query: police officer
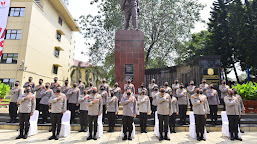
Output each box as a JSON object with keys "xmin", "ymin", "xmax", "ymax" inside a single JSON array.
[
  {"xmin": 48, "ymin": 86, "xmax": 67, "ymax": 140},
  {"xmin": 99, "ymin": 85, "xmax": 108, "ymax": 123},
  {"xmin": 40, "ymin": 82, "xmax": 53, "ymax": 124},
  {"xmin": 16, "ymin": 86, "xmax": 36, "ymax": 139},
  {"xmin": 168, "ymin": 91, "xmax": 179, "ymax": 133},
  {"xmin": 23, "ymin": 77, "xmax": 35, "ymax": 93},
  {"xmin": 157, "ymin": 87, "xmax": 171, "ymax": 141},
  {"xmin": 200, "ymin": 79, "xmax": 208, "ymax": 96},
  {"xmin": 206, "ymin": 84, "xmax": 220, "ymax": 125},
  {"xmin": 77, "ymin": 78, "xmax": 85, "ymax": 95},
  {"xmin": 164, "ymin": 82, "xmax": 172, "ymax": 93},
  {"xmin": 7, "ymin": 81, "xmax": 22, "ymax": 123},
  {"xmin": 219, "ymin": 80, "xmax": 229, "ymax": 111},
  {"xmin": 232, "ymin": 88, "xmax": 245, "ymax": 133},
  {"xmin": 177, "ymin": 83, "xmax": 188, "ymax": 125},
  {"xmin": 187, "ymin": 81, "xmax": 195, "ymax": 111},
  {"xmin": 86, "ymin": 82, "xmax": 94, "ymax": 94},
  {"xmin": 152, "ymin": 86, "xmax": 159, "ymax": 123},
  {"xmin": 78, "ymin": 90, "xmax": 89, "ymax": 132},
  {"xmin": 86, "ymin": 87, "xmax": 102, "ymax": 140},
  {"xmin": 148, "ymin": 79, "xmax": 158, "ymax": 113},
  {"xmin": 112, "ymin": 82, "xmax": 122, "ymax": 105},
  {"xmin": 34, "ymin": 79, "xmax": 44, "ymax": 112},
  {"xmin": 61, "ymin": 80, "xmax": 71, "ymax": 109},
  {"xmin": 172, "ymin": 79, "xmax": 179, "ymax": 97},
  {"xmin": 67, "ymin": 83, "xmax": 80, "ymax": 124},
  {"xmin": 224, "ymin": 89, "xmax": 242, "ymax": 141},
  {"xmin": 121, "ymin": 89, "xmax": 138, "ymax": 141},
  {"xmin": 124, "ymin": 79, "xmax": 135, "ymax": 94},
  {"xmin": 99, "ymin": 78, "xmax": 110, "ymax": 96},
  {"xmin": 50, "ymin": 77, "xmax": 60, "ymax": 93},
  {"xmin": 138, "ymin": 89, "xmax": 150, "ymax": 133},
  {"xmin": 107, "ymin": 90, "xmax": 119, "ymax": 132},
  {"xmin": 191, "ymin": 88, "xmax": 210, "ymax": 141},
  {"xmin": 138, "ymin": 82, "xmax": 148, "ymax": 95}
]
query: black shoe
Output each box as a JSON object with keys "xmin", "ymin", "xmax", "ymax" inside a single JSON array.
[
  {"xmin": 23, "ymin": 134, "xmax": 28, "ymax": 139},
  {"xmin": 49, "ymin": 135, "xmax": 55, "ymax": 140},
  {"xmin": 128, "ymin": 137, "xmax": 132, "ymax": 141},
  {"xmin": 144, "ymin": 130, "xmax": 148, "ymax": 133},
  {"xmin": 78, "ymin": 129, "xmax": 84, "ymax": 132},
  {"xmin": 16, "ymin": 135, "xmax": 23, "ymax": 139},
  {"xmin": 240, "ymin": 130, "xmax": 244, "ymax": 133},
  {"xmin": 55, "ymin": 135, "xmax": 59, "ymax": 140},
  {"xmin": 12, "ymin": 120, "xmax": 17, "ymax": 123},
  {"xmin": 122, "ymin": 135, "xmax": 127, "ymax": 141},
  {"xmin": 159, "ymin": 136, "xmax": 163, "ymax": 141},
  {"xmin": 93, "ymin": 136, "xmax": 97, "ymax": 140},
  {"xmin": 141, "ymin": 130, "xmax": 144, "ymax": 133},
  {"xmin": 87, "ymin": 136, "xmax": 92, "ymax": 140},
  {"xmin": 197, "ymin": 137, "xmax": 201, "ymax": 141},
  {"xmin": 235, "ymin": 137, "xmax": 242, "ymax": 141},
  {"xmin": 211, "ymin": 122, "xmax": 215, "ymax": 125},
  {"xmin": 6, "ymin": 120, "xmax": 12, "ymax": 123},
  {"xmin": 172, "ymin": 130, "xmax": 176, "ymax": 133},
  {"xmin": 201, "ymin": 137, "xmax": 206, "ymax": 141},
  {"xmin": 107, "ymin": 129, "xmax": 112, "ymax": 132},
  {"xmin": 164, "ymin": 137, "xmax": 170, "ymax": 140},
  {"xmin": 49, "ymin": 129, "xmax": 52, "ymax": 132}
]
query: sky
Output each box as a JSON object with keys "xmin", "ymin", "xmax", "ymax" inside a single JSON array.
[{"xmin": 66, "ymin": 0, "xmax": 244, "ymax": 79}]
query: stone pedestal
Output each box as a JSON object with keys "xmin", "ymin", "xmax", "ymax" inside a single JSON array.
[{"xmin": 114, "ymin": 30, "xmax": 144, "ymax": 93}]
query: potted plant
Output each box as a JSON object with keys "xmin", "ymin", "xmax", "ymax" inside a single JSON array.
[
  {"xmin": 232, "ymin": 82, "xmax": 257, "ymax": 113},
  {"xmin": 0, "ymin": 82, "xmax": 10, "ymax": 102}
]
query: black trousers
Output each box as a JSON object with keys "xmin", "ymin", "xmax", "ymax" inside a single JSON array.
[
  {"xmin": 140, "ymin": 112, "xmax": 147, "ymax": 131},
  {"xmin": 228, "ymin": 115, "xmax": 239, "ymax": 134},
  {"xmin": 195, "ymin": 114, "xmax": 206, "ymax": 138},
  {"xmin": 41, "ymin": 104, "xmax": 49, "ymax": 123},
  {"xmin": 102, "ymin": 105, "xmax": 106, "ymax": 122},
  {"xmin": 36, "ymin": 98, "xmax": 41, "ymax": 111},
  {"xmin": 68, "ymin": 103, "xmax": 77, "ymax": 123},
  {"xmin": 152, "ymin": 105, "xmax": 157, "ymax": 122},
  {"xmin": 169, "ymin": 113, "xmax": 176, "ymax": 131},
  {"xmin": 108, "ymin": 112, "xmax": 116, "ymax": 128},
  {"xmin": 209, "ymin": 105, "xmax": 218, "ymax": 122},
  {"xmin": 149, "ymin": 97, "xmax": 153, "ymax": 112},
  {"xmin": 179, "ymin": 105, "xmax": 187, "ymax": 124},
  {"xmin": 88, "ymin": 115, "xmax": 98, "ymax": 136},
  {"xmin": 189, "ymin": 99, "xmax": 193, "ymax": 111},
  {"xmin": 221, "ymin": 99, "xmax": 226, "ymax": 111},
  {"xmin": 51, "ymin": 113, "xmax": 63, "ymax": 136},
  {"xmin": 19, "ymin": 113, "xmax": 30, "ymax": 136},
  {"xmin": 79, "ymin": 110, "xmax": 88, "ymax": 129},
  {"xmin": 9, "ymin": 102, "xmax": 18, "ymax": 121},
  {"xmin": 158, "ymin": 114, "xmax": 169, "ymax": 136},
  {"xmin": 122, "ymin": 116, "xmax": 133, "ymax": 137}
]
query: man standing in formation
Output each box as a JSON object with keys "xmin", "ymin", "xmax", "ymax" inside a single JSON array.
[
  {"xmin": 67, "ymin": 83, "xmax": 80, "ymax": 124},
  {"xmin": 107, "ymin": 90, "xmax": 119, "ymax": 132},
  {"xmin": 40, "ymin": 83, "xmax": 53, "ymax": 124},
  {"xmin": 78, "ymin": 90, "xmax": 89, "ymax": 132},
  {"xmin": 34, "ymin": 79, "xmax": 44, "ymax": 113},
  {"xmin": 206, "ymin": 84, "xmax": 220, "ymax": 125},
  {"xmin": 176, "ymin": 83, "xmax": 188, "ymax": 125},
  {"xmin": 138, "ymin": 89, "xmax": 150, "ymax": 133}
]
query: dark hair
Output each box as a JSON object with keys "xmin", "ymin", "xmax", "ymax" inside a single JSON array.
[
  {"xmin": 15, "ymin": 80, "xmax": 20, "ymax": 83},
  {"xmin": 39, "ymin": 79, "xmax": 43, "ymax": 81},
  {"xmin": 65, "ymin": 80, "xmax": 69, "ymax": 82}
]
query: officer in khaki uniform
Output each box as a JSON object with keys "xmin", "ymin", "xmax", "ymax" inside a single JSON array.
[
  {"xmin": 40, "ymin": 82, "xmax": 53, "ymax": 124},
  {"xmin": 138, "ymin": 89, "xmax": 151, "ymax": 133},
  {"xmin": 124, "ymin": 79, "xmax": 135, "ymax": 94},
  {"xmin": 99, "ymin": 85, "xmax": 109, "ymax": 123},
  {"xmin": 172, "ymin": 79, "xmax": 179, "ymax": 97},
  {"xmin": 61, "ymin": 80, "xmax": 71, "ymax": 109},
  {"xmin": 191, "ymin": 88, "xmax": 210, "ymax": 141},
  {"xmin": 164, "ymin": 82, "xmax": 172, "ymax": 93},
  {"xmin": 232, "ymin": 88, "xmax": 245, "ymax": 133},
  {"xmin": 107, "ymin": 90, "xmax": 119, "ymax": 132},
  {"xmin": 48, "ymin": 86, "xmax": 67, "ymax": 140},
  {"xmin": 86, "ymin": 87, "xmax": 103, "ymax": 140},
  {"xmin": 120, "ymin": 0, "xmax": 139, "ymax": 30},
  {"xmin": 157, "ymin": 87, "xmax": 171, "ymax": 141},
  {"xmin": 34, "ymin": 79, "xmax": 44, "ymax": 112},
  {"xmin": 176, "ymin": 83, "xmax": 188, "ymax": 125},
  {"xmin": 78, "ymin": 90, "xmax": 89, "ymax": 132},
  {"xmin": 206, "ymin": 84, "xmax": 220, "ymax": 125},
  {"xmin": 16, "ymin": 86, "xmax": 36, "ymax": 139},
  {"xmin": 168, "ymin": 91, "xmax": 179, "ymax": 133},
  {"xmin": 50, "ymin": 77, "xmax": 61, "ymax": 93},
  {"xmin": 138, "ymin": 82, "xmax": 148, "ymax": 95},
  {"xmin": 67, "ymin": 83, "xmax": 80, "ymax": 124},
  {"xmin": 187, "ymin": 81, "xmax": 195, "ymax": 111},
  {"xmin": 121, "ymin": 89, "xmax": 138, "ymax": 141},
  {"xmin": 151, "ymin": 86, "xmax": 159, "ymax": 123},
  {"xmin": 219, "ymin": 80, "xmax": 229, "ymax": 110},
  {"xmin": 86, "ymin": 82, "xmax": 94, "ymax": 94},
  {"xmin": 224, "ymin": 89, "xmax": 242, "ymax": 141},
  {"xmin": 199, "ymin": 79, "xmax": 208, "ymax": 95},
  {"xmin": 7, "ymin": 81, "xmax": 22, "ymax": 123},
  {"xmin": 77, "ymin": 78, "xmax": 85, "ymax": 95},
  {"xmin": 98, "ymin": 78, "xmax": 110, "ymax": 96},
  {"xmin": 23, "ymin": 77, "xmax": 35, "ymax": 93},
  {"xmin": 112, "ymin": 82, "xmax": 122, "ymax": 105},
  {"xmin": 148, "ymin": 79, "xmax": 158, "ymax": 113}
]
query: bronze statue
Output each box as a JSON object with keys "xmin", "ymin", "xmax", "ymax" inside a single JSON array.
[{"xmin": 120, "ymin": 0, "xmax": 139, "ymax": 30}]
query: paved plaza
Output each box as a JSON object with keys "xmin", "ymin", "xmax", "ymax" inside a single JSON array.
[{"xmin": 0, "ymin": 130, "xmax": 256, "ymax": 144}]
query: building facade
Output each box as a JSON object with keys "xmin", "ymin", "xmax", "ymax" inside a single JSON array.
[{"xmin": 0, "ymin": 0, "xmax": 79, "ymax": 87}]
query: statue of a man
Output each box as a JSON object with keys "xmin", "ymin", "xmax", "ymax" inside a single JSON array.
[{"xmin": 121, "ymin": 0, "xmax": 139, "ymax": 30}]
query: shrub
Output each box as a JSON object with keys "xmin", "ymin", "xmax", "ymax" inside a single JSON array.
[
  {"xmin": 232, "ymin": 82, "xmax": 257, "ymax": 101},
  {"xmin": 0, "ymin": 82, "xmax": 10, "ymax": 99}
]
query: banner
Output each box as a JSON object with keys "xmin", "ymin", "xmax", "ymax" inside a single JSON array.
[{"xmin": 0, "ymin": 0, "xmax": 10, "ymax": 58}]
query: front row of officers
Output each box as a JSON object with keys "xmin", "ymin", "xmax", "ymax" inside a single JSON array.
[{"xmin": 11, "ymin": 81, "xmax": 243, "ymax": 141}]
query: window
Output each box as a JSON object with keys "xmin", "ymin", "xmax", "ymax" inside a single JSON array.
[
  {"xmin": 57, "ymin": 32, "xmax": 61, "ymax": 41},
  {"xmin": 58, "ymin": 17, "xmax": 62, "ymax": 26},
  {"xmin": 5, "ymin": 30, "xmax": 22, "ymax": 40},
  {"xmin": 54, "ymin": 48, "xmax": 60, "ymax": 57},
  {"xmin": 53, "ymin": 66, "xmax": 58, "ymax": 74},
  {"xmin": 0, "ymin": 53, "xmax": 18, "ymax": 64},
  {"xmin": 9, "ymin": 8, "xmax": 25, "ymax": 17},
  {"xmin": 0, "ymin": 79, "xmax": 15, "ymax": 88}
]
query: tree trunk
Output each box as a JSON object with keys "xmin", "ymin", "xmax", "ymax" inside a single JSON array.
[
  {"xmin": 233, "ymin": 63, "xmax": 240, "ymax": 83},
  {"xmin": 224, "ymin": 68, "xmax": 229, "ymax": 84}
]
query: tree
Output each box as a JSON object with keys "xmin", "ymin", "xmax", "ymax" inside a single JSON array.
[
  {"xmin": 77, "ymin": 0, "xmax": 204, "ymax": 69},
  {"xmin": 70, "ymin": 61, "xmax": 83, "ymax": 83}
]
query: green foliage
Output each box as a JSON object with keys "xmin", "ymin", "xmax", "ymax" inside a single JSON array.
[
  {"xmin": 232, "ymin": 82, "xmax": 257, "ymax": 100},
  {"xmin": 0, "ymin": 82, "xmax": 10, "ymax": 99}
]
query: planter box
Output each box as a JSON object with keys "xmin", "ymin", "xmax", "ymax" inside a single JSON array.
[{"xmin": 243, "ymin": 100, "xmax": 257, "ymax": 113}]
